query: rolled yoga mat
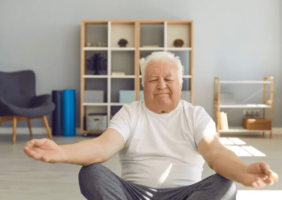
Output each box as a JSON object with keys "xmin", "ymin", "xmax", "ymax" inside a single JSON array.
[
  {"xmin": 63, "ymin": 89, "xmax": 76, "ymax": 137},
  {"xmin": 52, "ymin": 90, "xmax": 63, "ymax": 136}
]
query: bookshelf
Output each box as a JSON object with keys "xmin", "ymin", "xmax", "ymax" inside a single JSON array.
[
  {"xmin": 213, "ymin": 77, "xmax": 274, "ymax": 138},
  {"xmin": 80, "ymin": 20, "xmax": 194, "ymax": 135}
]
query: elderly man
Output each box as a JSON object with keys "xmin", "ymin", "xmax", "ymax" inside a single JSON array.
[{"xmin": 24, "ymin": 52, "xmax": 278, "ymax": 200}]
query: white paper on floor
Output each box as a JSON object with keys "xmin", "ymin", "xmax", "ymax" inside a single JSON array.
[
  {"xmin": 241, "ymin": 146, "xmax": 266, "ymax": 157},
  {"xmin": 228, "ymin": 137, "xmax": 246, "ymax": 145},
  {"xmin": 224, "ymin": 146, "xmax": 252, "ymax": 157}
]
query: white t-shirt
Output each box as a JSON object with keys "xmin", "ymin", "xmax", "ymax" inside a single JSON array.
[{"xmin": 108, "ymin": 100, "xmax": 217, "ymax": 188}]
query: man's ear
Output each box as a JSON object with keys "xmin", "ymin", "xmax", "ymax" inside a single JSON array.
[{"xmin": 181, "ymin": 80, "xmax": 183, "ymax": 89}]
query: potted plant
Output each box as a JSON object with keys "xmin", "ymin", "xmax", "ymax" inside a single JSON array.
[{"xmin": 86, "ymin": 53, "xmax": 107, "ymax": 75}]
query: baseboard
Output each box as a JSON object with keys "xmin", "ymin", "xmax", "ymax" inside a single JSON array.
[
  {"xmin": 0, "ymin": 127, "xmax": 82, "ymax": 135},
  {"xmin": 0, "ymin": 127, "xmax": 282, "ymax": 135}
]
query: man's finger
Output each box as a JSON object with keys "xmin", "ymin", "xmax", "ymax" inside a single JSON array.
[
  {"xmin": 263, "ymin": 177, "xmax": 274, "ymax": 185},
  {"xmin": 23, "ymin": 147, "xmax": 33, "ymax": 157},
  {"xmin": 25, "ymin": 147, "xmax": 38, "ymax": 158},
  {"xmin": 25, "ymin": 140, "xmax": 36, "ymax": 148},
  {"xmin": 269, "ymin": 170, "xmax": 279, "ymax": 182},
  {"xmin": 25, "ymin": 139, "xmax": 36, "ymax": 149},
  {"xmin": 33, "ymin": 138, "xmax": 48, "ymax": 147},
  {"xmin": 30, "ymin": 151, "xmax": 43, "ymax": 160},
  {"xmin": 251, "ymin": 175, "xmax": 267, "ymax": 188},
  {"xmin": 259, "ymin": 162, "xmax": 279, "ymax": 183},
  {"xmin": 260, "ymin": 162, "xmax": 270, "ymax": 175}
]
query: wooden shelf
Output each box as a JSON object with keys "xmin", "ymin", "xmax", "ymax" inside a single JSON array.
[
  {"xmin": 110, "ymin": 103, "xmax": 128, "ymax": 106},
  {"xmin": 216, "ymin": 104, "xmax": 271, "ymax": 108},
  {"xmin": 111, "ymin": 47, "xmax": 135, "ymax": 51},
  {"xmin": 83, "ymin": 102, "xmax": 130, "ymax": 106},
  {"xmin": 81, "ymin": 20, "xmax": 194, "ymax": 133},
  {"xmin": 111, "ymin": 23, "xmax": 135, "ymax": 48},
  {"xmin": 83, "ymin": 47, "xmax": 108, "ymax": 51},
  {"xmin": 220, "ymin": 81, "xmax": 272, "ymax": 84},
  {"xmin": 219, "ymin": 126, "xmax": 271, "ymax": 133},
  {"xmin": 111, "ymin": 75, "xmax": 135, "ymax": 78},
  {"xmin": 166, "ymin": 47, "xmax": 192, "ymax": 51},
  {"xmin": 213, "ymin": 77, "xmax": 274, "ymax": 138},
  {"xmin": 167, "ymin": 23, "xmax": 191, "ymax": 48},
  {"xmin": 139, "ymin": 47, "xmax": 165, "ymax": 51},
  {"xmin": 83, "ymin": 75, "xmax": 108, "ymax": 78}
]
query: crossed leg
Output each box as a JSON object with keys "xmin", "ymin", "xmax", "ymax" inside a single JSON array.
[{"xmin": 79, "ymin": 163, "xmax": 237, "ymax": 200}]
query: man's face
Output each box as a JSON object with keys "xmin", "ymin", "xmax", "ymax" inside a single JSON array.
[{"xmin": 143, "ymin": 59, "xmax": 182, "ymax": 112}]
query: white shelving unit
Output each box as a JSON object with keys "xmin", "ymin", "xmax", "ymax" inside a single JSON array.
[
  {"xmin": 213, "ymin": 77, "xmax": 274, "ymax": 138},
  {"xmin": 218, "ymin": 104, "xmax": 271, "ymax": 108},
  {"xmin": 218, "ymin": 126, "xmax": 272, "ymax": 133},
  {"xmin": 80, "ymin": 20, "xmax": 194, "ymax": 135}
]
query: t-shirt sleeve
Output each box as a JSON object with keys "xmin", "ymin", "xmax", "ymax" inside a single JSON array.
[
  {"xmin": 108, "ymin": 104, "xmax": 133, "ymax": 143},
  {"xmin": 193, "ymin": 106, "xmax": 218, "ymax": 148}
]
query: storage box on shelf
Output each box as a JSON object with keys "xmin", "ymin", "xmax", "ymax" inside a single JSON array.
[
  {"xmin": 213, "ymin": 77, "xmax": 273, "ymax": 138},
  {"xmin": 80, "ymin": 20, "xmax": 194, "ymax": 135},
  {"xmin": 243, "ymin": 118, "xmax": 271, "ymax": 130}
]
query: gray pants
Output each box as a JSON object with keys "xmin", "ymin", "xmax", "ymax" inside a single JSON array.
[{"xmin": 79, "ymin": 163, "xmax": 237, "ymax": 200}]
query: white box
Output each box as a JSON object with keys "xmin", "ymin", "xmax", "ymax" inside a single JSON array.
[
  {"xmin": 84, "ymin": 90, "xmax": 104, "ymax": 103},
  {"xmin": 86, "ymin": 114, "xmax": 107, "ymax": 131}
]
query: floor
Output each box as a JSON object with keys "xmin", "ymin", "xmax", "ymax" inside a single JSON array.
[{"xmin": 0, "ymin": 132, "xmax": 281, "ymax": 200}]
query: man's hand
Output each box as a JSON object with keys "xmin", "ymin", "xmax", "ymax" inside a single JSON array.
[
  {"xmin": 238, "ymin": 162, "xmax": 279, "ymax": 188},
  {"xmin": 23, "ymin": 129, "xmax": 125, "ymax": 166},
  {"xmin": 23, "ymin": 138, "xmax": 67, "ymax": 163}
]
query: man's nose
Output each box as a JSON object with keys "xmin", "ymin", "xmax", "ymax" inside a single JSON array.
[{"xmin": 157, "ymin": 78, "xmax": 166, "ymax": 89}]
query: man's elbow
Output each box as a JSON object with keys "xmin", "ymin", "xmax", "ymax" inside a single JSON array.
[
  {"xmin": 83, "ymin": 156, "xmax": 108, "ymax": 167},
  {"xmin": 208, "ymin": 148, "xmax": 235, "ymax": 171},
  {"xmin": 205, "ymin": 148, "xmax": 226, "ymax": 170}
]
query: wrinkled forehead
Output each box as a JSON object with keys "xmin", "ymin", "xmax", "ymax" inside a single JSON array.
[{"xmin": 145, "ymin": 59, "xmax": 177, "ymax": 76}]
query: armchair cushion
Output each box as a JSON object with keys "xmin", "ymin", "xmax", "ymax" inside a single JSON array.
[{"xmin": 0, "ymin": 70, "xmax": 55, "ymax": 118}]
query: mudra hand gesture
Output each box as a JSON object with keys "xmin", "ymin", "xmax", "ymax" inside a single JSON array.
[
  {"xmin": 239, "ymin": 162, "xmax": 279, "ymax": 188},
  {"xmin": 23, "ymin": 138, "xmax": 67, "ymax": 163}
]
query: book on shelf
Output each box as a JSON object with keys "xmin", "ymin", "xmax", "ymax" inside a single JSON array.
[
  {"xmin": 220, "ymin": 112, "xmax": 224, "ymax": 130},
  {"xmin": 142, "ymin": 45, "xmax": 159, "ymax": 48},
  {"xmin": 224, "ymin": 112, "xmax": 229, "ymax": 130},
  {"xmin": 220, "ymin": 112, "xmax": 229, "ymax": 130},
  {"xmin": 111, "ymin": 72, "xmax": 125, "ymax": 76}
]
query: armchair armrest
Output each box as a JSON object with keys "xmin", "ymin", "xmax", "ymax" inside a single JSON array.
[{"xmin": 29, "ymin": 94, "xmax": 53, "ymax": 108}]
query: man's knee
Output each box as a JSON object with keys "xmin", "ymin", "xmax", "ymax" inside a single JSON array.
[
  {"xmin": 79, "ymin": 163, "xmax": 103, "ymax": 180},
  {"xmin": 213, "ymin": 174, "xmax": 237, "ymax": 200},
  {"xmin": 78, "ymin": 163, "xmax": 104, "ymax": 195}
]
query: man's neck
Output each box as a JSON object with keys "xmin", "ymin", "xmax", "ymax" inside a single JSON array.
[{"xmin": 144, "ymin": 101, "xmax": 180, "ymax": 114}]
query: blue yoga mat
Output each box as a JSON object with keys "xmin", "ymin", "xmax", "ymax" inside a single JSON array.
[
  {"xmin": 52, "ymin": 90, "xmax": 63, "ymax": 136},
  {"xmin": 63, "ymin": 89, "xmax": 76, "ymax": 137}
]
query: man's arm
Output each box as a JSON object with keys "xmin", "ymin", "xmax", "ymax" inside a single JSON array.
[
  {"xmin": 23, "ymin": 128, "xmax": 125, "ymax": 166},
  {"xmin": 61, "ymin": 128, "xmax": 125, "ymax": 166},
  {"xmin": 197, "ymin": 135, "xmax": 279, "ymax": 188}
]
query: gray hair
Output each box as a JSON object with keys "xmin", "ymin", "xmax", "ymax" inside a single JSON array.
[{"xmin": 139, "ymin": 51, "xmax": 183, "ymax": 87}]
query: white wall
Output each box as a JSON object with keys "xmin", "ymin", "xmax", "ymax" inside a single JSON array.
[{"xmin": 0, "ymin": 0, "xmax": 281, "ymax": 129}]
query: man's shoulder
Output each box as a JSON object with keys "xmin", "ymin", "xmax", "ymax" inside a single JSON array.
[
  {"xmin": 122, "ymin": 101, "xmax": 143, "ymax": 113},
  {"xmin": 180, "ymin": 100, "xmax": 206, "ymax": 114},
  {"xmin": 180, "ymin": 99, "xmax": 198, "ymax": 110},
  {"xmin": 124, "ymin": 100, "xmax": 142, "ymax": 108}
]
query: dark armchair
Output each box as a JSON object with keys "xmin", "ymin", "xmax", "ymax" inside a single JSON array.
[{"xmin": 0, "ymin": 70, "xmax": 55, "ymax": 144}]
